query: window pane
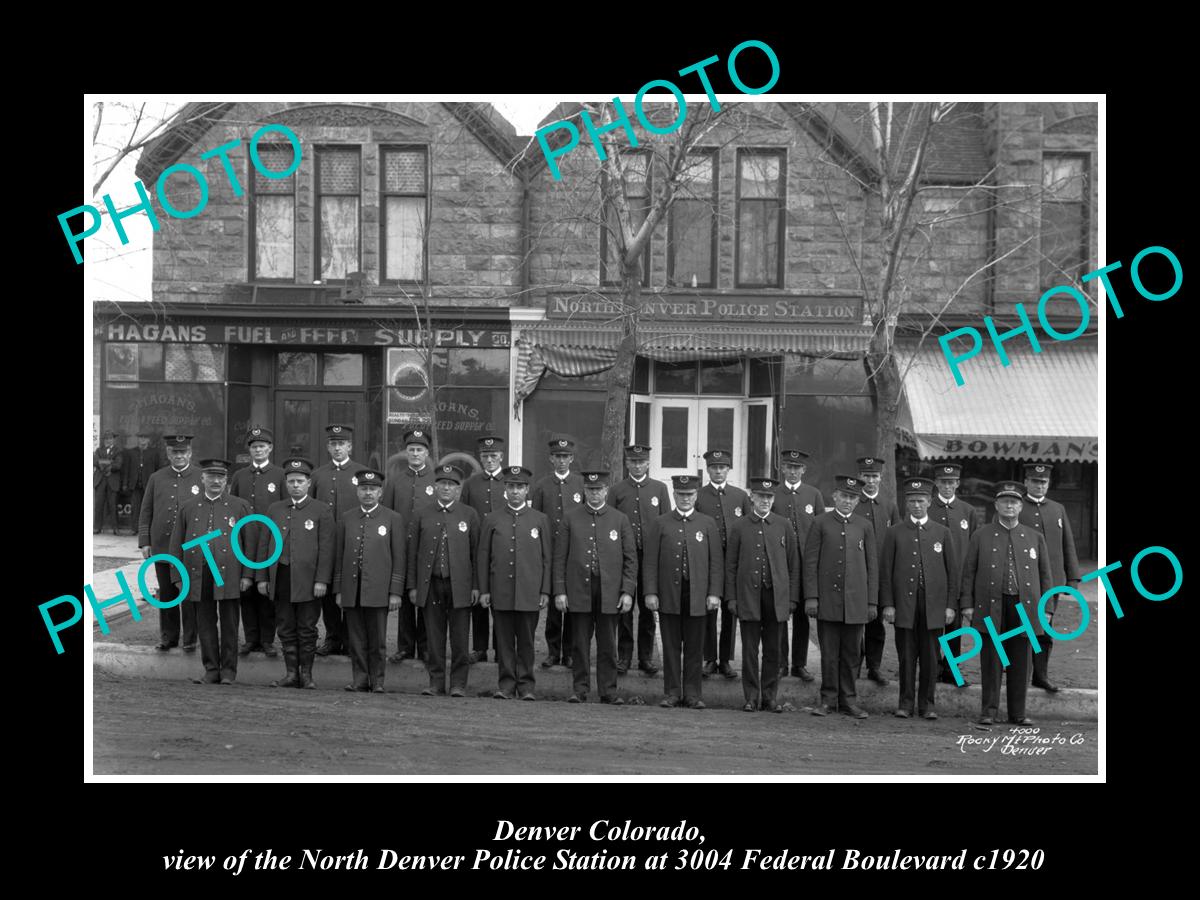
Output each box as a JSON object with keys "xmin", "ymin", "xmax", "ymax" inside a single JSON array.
[
  {"xmin": 323, "ymin": 353, "xmax": 363, "ymax": 386},
  {"xmin": 1043, "ymin": 156, "xmax": 1085, "ymax": 200},
  {"xmin": 680, "ymin": 154, "xmax": 712, "ymax": 196},
  {"xmin": 634, "ymin": 401, "xmax": 650, "ymax": 445},
  {"xmin": 700, "ymin": 360, "xmax": 743, "ymax": 394},
  {"xmin": 278, "ymin": 352, "xmax": 317, "ymax": 386},
  {"xmin": 747, "ymin": 404, "xmax": 768, "ymax": 478},
  {"xmin": 738, "ymin": 201, "xmax": 779, "ymax": 286},
  {"xmin": 749, "ymin": 358, "xmax": 781, "ymax": 397},
  {"xmin": 255, "ymin": 195, "xmax": 294, "ymax": 279},
  {"xmin": 670, "ymin": 198, "xmax": 713, "ymax": 286},
  {"xmin": 1042, "ymin": 202, "xmax": 1086, "ymax": 283},
  {"xmin": 385, "ymin": 196, "xmax": 424, "ymax": 280},
  {"xmin": 784, "ymin": 356, "xmax": 870, "ymax": 395},
  {"xmin": 706, "ymin": 407, "xmax": 734, "ymax": 458},
  {"xmin": 320, "ymin": 197, "xmax": 359, "ymax": 280},
  {"xmin": 319, "ymin": 149, "xmax": 360, "ymax": 192},
  {"xmin": 106, "ymin": 344, "xmax": 138, "ymax": 381},
  {"xmin": 623, "ymin": 153, "xmax": 649, "ymax": 196},
  {"xmin": 740, "ymin": 154, "xmax": 780, "ymax": 198},
  {"xmin": 446, "ymin": 349, "xmax": 509, "ymax": 386},
  {"xmin": 165, "ymin": 344, "xmax": 224, "ymax": 382},
  {"xmin": 655, "ymin": 361, "xmax": 697, "ymax": 394},
  {"xmin": 280, "ymin": 399, "xmax": 312, "ymax": 460},
  {"xmin": 632, "ymin": 356, "xmax": 650, "ymax": 393},
  {"xmin": 384, "ymin": 149, "xmax": 426, "ymax": 192},
  {"xmin": 660, "ymin": 408, "xmax": 690, "ymax": 468},
  {"xmin": 254, "ymin": 148, "xmax": 296, "ymax": 193}
]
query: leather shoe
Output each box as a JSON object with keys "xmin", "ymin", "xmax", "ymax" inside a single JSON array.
[
  {"xmin": 345, "ymin": 684, "xmax": 368, "ymax": 692},
  {"xmin": 154, "ymin": 641, "xmax": 177, "ymax": 652},
  {"xmin": 867, "ymin": 669, "xmax": 890, "ymax": 686},
  {"xmin": 894, "ymin": 709, "xmax": 911, "ymax": 718},
  {"xmin": 192, "ymin": 675, "xmax": 219, "ymax": 685},
  {"xmin": 540, "ymin": 658, "xmax": 558, "ymax": 669},
  {"xmin": 742, "ymin": 702, "xmax": 757, "ymax": 712},
  {"xmin": 263, "ymin": 643, "xmax": 279, "ymax": 658},
  {"xmin": 420, "ymin": 687, "xmax": 439, "ymax": 696},
  {"xmin": 638, "ymin": 661, "xmax": 659, "ymax": 675},
  {"xmin": 660, "ymin": 696, "xmax": 681, "ymax": 708},
  {"xmin": 182, "ymin": 643, "xmax": 197, "ymax": 652},
  {"xmin": 371, "ymin": 685, "xmax": 385, "ymax": 694},
  {"xmin": 389, "ymin": 650, "xmax": 413, "ymax": 663},
  {"xmin": 519, "ymin": 693, "xmax": 536, "ymax": 701},
  {"xmin": 493, "ymin": 691, "xmax": 512, "ymax": 700},
  {"xmin": 978, "ymin": 715, "xmax": 995, "ymax": 726},
  {"xmin": 1032, "ymin": 676, "xmax": 1061, "ymax": 693},
  {"xmin": 1010, "ymin": 716, "xmax": 1035, "ymax": 726},
  {"xmin": 599, "ymin": 696, "xmax": 624, "ymax": 705},
  {"xmin": 719, "ymin": 662, "xmax": 737, "ymax": 679},
  {"xmin": 450, "ymin": 687, "xmax": 466, "ymax": 698},
  {"xmin": 922, "ymin": 711, "xmax": 939, "ymax": 720},
  {"xmin": 271, "ymin": 673, "xmax": 300, "ymax": 688},
  {"xmin": 840, "ymin": 705, "xmax": 869, "ymax": 719},
  {"xmin": 793, "ymin": 666, "xmax": 815, "ymax": 682},
  {"xmin": 316, "ymin": 640, "xmax": 339, "ymax": 657},
  {"xmin": 219, "ymin": 678, "xmax": 234, "ymax": 686},
  {"xmin": 616, "ymin": 661, "xmax": 629, "ymax": 675},
  {"xmin": 470, "ymin": 650, "xmax": 488, "ymax": 663},
  {"xmin": 687, "ymin": 699, "xmax": 707, "ymax": 710},
  {"xmin": 702, "ymin": 661, "xmax": 718, "ymax": 676},
  {"xmin": 562, "ymin": 656, "xmax": 573, "ymax": 668},
  {"xmin": 761, "ymin": 702, "xmax": 782, "ymax": 714},
  {"xmin": 812, "ymin": 704, "xmax": 836, "ymax": 716},
  {"xmin": 567, "ymin": 694, "xmax": 584, "ymax": 703},
  {"xmin": 238, "ymin": 642, "xmax": 255, "ymax": 656}
]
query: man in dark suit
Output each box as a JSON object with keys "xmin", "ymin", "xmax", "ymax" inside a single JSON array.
[
  {"xmin": 927, "ymin": 462, "xmax": 981, "ymax": 685},
  {"xmin": 610, "ymin": 443, "xmax": 670, "ymax": 676},
  {"xmin": 383, "ymin": 427, "xmax": 436, "ymax": 663},
  {"xmin": 694, "ymin": 448, "xmax": 751, "ymax": 679},
  {"xmin": 1019, "ymin": 462, "xmax": 1082, "ymax": 693},
  {"xmin": 460, "ymin": 435, "xmax": 507, "ymax": 663},
  {"xmin": 643, "ymin": 474, "xmax": 722, "ymax": 709},
  {"xmin": 257, "ymin": 457, "xmax": 334, "ymax": 690},
  {"xmin": 961, "ymin": 481, "xmax": 1054, "ymax": 726},
  {"xmin": 852, "ymin": 455, "xmax": 898, "ymax": 686},
  {"xmin": 881, "ymin": 477, "xmax": 960, "ymax": 720},
  {"xmin": 334, "ymin": 469, "xmax": 405, "ymax": 693},
  {"xmin": 409, "ymin": 464, "xmax": 480, "ymax": 697},
  {"xmin": 169, "ymin": 459, "xmax": 254, "ymax": 685},
  {"xmin": 806, "ymin": 475, "xmax": 879, "ymax": 719},
  {"xmin": 553, "ymin": 471, "xmax": 637, "ymax": 704},
  {"xmin": 139, "ymin": 433, "xmax": 204, "ymax": 652},
  {"xmin": 93, "ymin": 430, "xmax": 123, "ymax": 534},
  {"xmin": 726, "ymin": 478, "xmax": 800, "ymax": 713},
  {"xmin": 231, "ymin": 425, "xmax": 286, "ymax": 658},
  {"xmin": 773, "ymin": 448, "xmax": 823, "ymax": 681},
  {"xmin": 532, "ymin": 435, "xmax": 584, "ymax": 669},
  {"xmin": 311, "ymin": 423, "xmax": 366, "ymax": 657},
  {"xmin": 477, "ymin": 466, "xmax": 552, "ymax": 701},
  {"xmin": 122, "ymin": 432, "xmax": 160, "ymax": 535}
]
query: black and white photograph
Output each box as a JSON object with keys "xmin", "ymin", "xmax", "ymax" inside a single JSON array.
[{"xmin": 79, "ymin": 91, "xmax": 1107, "ymax": 780}]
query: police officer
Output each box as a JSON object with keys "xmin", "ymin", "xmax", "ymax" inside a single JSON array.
[
  {"xmin": 409, "ymin": 464, "xmax": 480, "ymax": 697},
  {"xmin": 93, "ymin": 430, "xmax": 122, "ymax": 534},
  {"xmin": 1019, "ymin": 462, "xmax": 1081, "ymax": 693},
  {"xmin": 961, "ymin": 481, "xmax": 1053, "ymax": 726},
  {"xmin": 806, "ymin": 475, "xmax": 878, "ymax": 719},
  {"xmin": 139, "ymin": 433, "xmax": 204, "ymax": 652},
  {"xmin": 643, "ymin": 474, "xmax": 722, "ymax": 709},
  {"xmin": 927, "ymin": 462, "xmax": 980, "ymax": 685},
  {"xmin": 312, "ymin": 423, "xmax": 366, "ymax": 657},
  {"xmin": 852, "ymin": 455, "xmax": 898, "ymax": 686},
  {"xmin": 532, "ymin": 435, "xmax": 585, "ymax": 669},
  {"xmin": 169, "ymin": 459, "xmax": 254, "ymax": 685},
  {"xmin": 231, "ymin": 426, "xmax": 286, "ymax": 658},
  {"xmin": 477, "ymin": 465, "xmax": 552, "ymax": 701},
  {"xmin": 773, "ymin": 449, "xmax": 823, "ymax": 681},
  {"xmin": 553, "ymin": 471, "xmax": 637, "ymax": 704},
  {"xmin": 880, "ymin": 477, "xmax": 960, "ymax": 720},
  {"xmin": 695, "ymin": 448, "xmax": 751, "ymax": 679},
  {"xmin": 122, "ymin": 432, "xmax": 160, "ymax": 534},
  {"xmin": 610, "ymin": 443, "xmax": 670, "ymax": 676},
  {"xmin": 383, "ymin": 427, "xmax": 437, "ymax": 663},
  {"xmin": 334, "ymin": 469, "xmax": 405, "ymax": 693},
  {"xmin": 257, "ymin": 458, "xmax": 334, "ymax": 690},
  {"xmin": 461, "ymin": 435, "xmax": 507, "ymax": 664},
  {"xmin": 725, "ymin": 478, "xmax": 800, "ymax": 713}
]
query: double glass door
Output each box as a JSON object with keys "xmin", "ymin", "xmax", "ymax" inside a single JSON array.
[
  {"xmin": 630, "ymin": 397, "xmax": 773, "ymax": 489},
  {"xmin": 275, "ymin": 391, "xmax": 365, "ymax": 464}
]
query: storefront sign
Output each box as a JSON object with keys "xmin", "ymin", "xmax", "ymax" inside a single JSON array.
[
  {"xmin": 545, "ymin": 294, "xmax": 861, "ymax": 323},
  {"xmin": 99, "ymin": 322, "xmax": 509, "ymax": 348},
  {"xmin": 917, "ymin": 435, "xmax": 1098, "ymax": 462}
]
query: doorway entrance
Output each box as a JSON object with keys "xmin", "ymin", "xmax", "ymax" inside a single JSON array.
[
  {"xmin": 275, "ymin": 391, "xmax": 366, "ymax": 464},
  {"xmin": 630, "ymin": 396, "xmax": 772, "ymax": 488}
]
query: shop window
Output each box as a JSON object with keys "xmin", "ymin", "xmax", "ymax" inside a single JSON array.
[
  {"xmin": 323, "ymin": 353, "xmax": 363, "ymax": 386},
  {"xmin": 654, "ymin": 360, "xmax": 698, "ymax": 394},
  {"xmin": 382, "ymin": 147, "xmax": 427, "ymax": 282},
  {"xmin": 632, "ymin": 356, "xmax": 650, "ymax": 393},
  {"xmin": 316, "ymin": 146, "xmax": 361, "ymax": 282},
  {"xmin": 250, "ymin": 145, "xmax": 296, "ymax": 281},
  {"xmin": 277, "ymin": 352, "xmax": 317, "ymax": 386},
  {"xmin": 699, "ymin": 359, "xmax": 743, "ymax": 394},
  {"xmin": 165, "ymin": 344, "xmax": 224, "ymax": 382},
  {"xmin": 668, "ymin": 150, "xmax": 717, "ymax": 287},
  {"xmin": 736, "ymin": 150, "xmax": 785, "ymax": 288},
  {"xmin": 784, "ymin": 356, "xmax": 871, "ymax": 395},
  {"xmin": 600, "ymin": 151, "xmax": 651, "ymax": 287},
  {"xmin": 749, "ymin": 357, "xmax": 781, "ymax": 397},
  {"xmin": 1041, "ymin": 154, "xmax": 1089, "ymax": 289}
]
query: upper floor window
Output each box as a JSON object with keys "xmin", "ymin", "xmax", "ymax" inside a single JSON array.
[
  {"xmin": 316, "ymin": 146, "xmax": 361, "ymax": 282},
  {"xmin": 600, "ymin": 152, "xmax": 651, "ymax": 287},
  {"xmin": 736, "ymin": 149, "xmax": 785, "ymax": 288},
  {"xmin": 382, "ymin": 147, "xmax": 428, "ymax": 282},
  {"xmin": 668, "ymin": 150, "xmax": 717, "ymax": 288},
  {"xmin": 250, "ymin": 146, "xmax": 296, "ymax": 280},
  {"xmin": 1041, "ymin": 153, "xmax": 1090, "ymax": 289}
]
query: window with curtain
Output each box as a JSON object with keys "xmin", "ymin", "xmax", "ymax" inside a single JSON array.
[
  {"xmin": 251, "ymin": 146, "xmax": 295, "ymax": 280},
  {"xmin": 316, "ymin": 147, "xmax": 361, "ymax": 281},
  {"xmin": 736, "ymin": 149, "xmax": 785, "ymax": 287},
  {"xmin": 668, "ymin": 150, "xmax": 717, "ymax": 287},
  {"xmin": 600, "ymin": 152, "xmax": 651, "ymax": 286},
  {"xmin": 382, "ymin": 147, "xmax": 427, "ymax": 282}
]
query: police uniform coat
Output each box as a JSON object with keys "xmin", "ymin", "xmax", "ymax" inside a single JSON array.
[
  {"xmin": 477, "ymin": 504, "xmax": 552, "ymax": 612},
  {"xmin": 772, "ymin": 482, "xmax": 824, "ymax": 548},
  {"xmin": 552, "ymin": 504, "xmax": 637, "ymax": 613},
  {"xmin": 1018, "ymin": 496, "xmax": 1081, "ymax": 588},
  {"xmin": 311, "ymin": 459, "xmax": 368, "ymax": 521},
  {"xmin": 461, "ymin": 469, "xmax": 507, "ymax": 519},
  {"xmin": 643, "ymin": 511, "xmax": 723, "ymax": 616},
  {"xmin": 852, "ymin": 492, "xmax": 898, "ymax": 560},
  {"xmin": 230, "ymin": 462, "xmax": 287, "ymax": 517},
  {"xmin": 333, "ymin": 505, "xmax": 406, "ymax": 607},
  {"xmin": 694, "ymin": 483, "xmax": 752, "ymax": 548},
  {"xmin": 407, "ymin": 501, "xmax": 481, "ymax": 609},
  {"xmin": 382, "ymin": 460, "xmax": 437, "ymax": 521},
  {"xmin": 93, "ymin": 445, "xmax": 122, "ymax": 489},
  {"xmin": 610, "ymin": 476, "xmax": 671, "ymax": 552},
  {"xmin": 960, "ymin": 523, "xmax": 1054, "ymax": 635},
  {"xmin": 121, "ymin": 446, "xmax": 160, "ymax": 493},
  {"xmin": 928, "ymin": 494, "xmax": 980, "ymax": 566},
  {"xmin": 168, "ymin": 493, "xmax": 254, "ymax": 601},
  {"xmin": 138, "ymin": 464, "xmax": 205, "ymax": 554},
  {"xmin": 880, "ymin": 518, "xmax": 960, "ymax": 629},
  {"xmin": 724, "ymin": 512, "xmax": 800, "ymax": 621},
  {"xmin": 531, "ymin": 471, "xmax": 585, "ymax": 531},
  {"xmin": 803, "ymin": 511, "xmax": 879, "ymax": 623},
  {"xmin": 257, "ymin": 495, "xmax": 335, "ymax": 605}
]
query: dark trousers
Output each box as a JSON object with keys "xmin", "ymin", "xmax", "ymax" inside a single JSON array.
[
  {"xmin": 345, "ymin": 601, "xmax": 388, "ymax": 690},
  {"xmin": 273, "ymin": 565, "xmax": 320, "ymax": 662},
  {"xmin": 981, "ymin": 594, "xmax": 1033, "ymax": 721},
  {"xmin": 817, "ymin": 619, "xmax": 863, "ymax": 708},
  {"xmin": 779, "ymin": 609, "xmax": 811, "ymax": 671},
  {"xmin": 128, "ymin": 487, "xmax": 145, "ymax": 534},
  {"xmin": 863, "ymin": 615, "xmax": 886, "ymax": 673},
  {"xmin": 618, "ymin": 551, "xmax": 656, "ymax": 667},
  {"xmin": 396, "ymin": 595, "xmax": 427, "ymax": 658},
  {"xmin": 704, "ymin": 605, "xmax": 737, "ymax": 664},
  {"xmin": 1032, "ymin": 597, "xmax": 1056, "ymax": 681},
  {"xmin": 494, "ymin": 609, "xmax": 538, "ymax": 696},
  {"xmin": 241, "ymin": 585, "xmax": 276, "ymax": 646},
  {"xmin": 196, "ymin": 571, "xmax": 240, "ymax": 682},
  {"xmin": 739, "ymin": 589, "xmax": 782, "ymax": 707},
  {"xmin": 660, "ymin": 584, "xmax": 705, "ymax": 702},
  {"xmin": 544, "ymin": 602, "xmax": 573, "ymax": 663},
  {"xmin": 895, "ymin": 594, "xmax": 939, "ymax": 714},
  {"xmin": 94, "ymin": 482, "xmax": 118, "ymax": 532},
  {"xmin": 157, "ymin": 560, "xmax": 197, "ymax": 647},
  {"xmin": 471, "ymin": 603, "xmax": 492, "ymax": 656},
  {"xmin": 938, "ymin": 608, "xmax": 965, "ymax": 678},
  {"xmin": 570, "ymin": 577, "xmax": 619, "ymax": 699},
  {"xmin": 320, "ymin": 593, "xmax": 344, "ymax": 649},
  {"xmin": 423, "ymin": 577, "xmax": 471, "ymax": 691}
]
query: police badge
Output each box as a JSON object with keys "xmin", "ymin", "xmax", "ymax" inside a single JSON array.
[
  {"xmin": 378, "ymin": 525, "xmax": 388, "ymax": 536},
  {"xmin": 609, "ymin": 529, "xmax": 618, "ymax": 541},
  {"xmin": 191, "ymin": 485, "xmax": 199, "ymax": 495},
  {"xmin": 733, "ymin": 507, "xmax": 743, "ymax": 517},
  {"xmin": 426, "ymin": 485, "xmax": 434, "ymax": 495},
  {"xmin": 858, "ymin": 538, "xmax": 864, "ymax": 550},
  {"xmin": 696, "ymin": 531, "xmax": 704, "ymax": 542},
  {"xmin": 933, "ymin": 541, "xmax": 943, "ymax": 553},
  {"xmin": 267, "ymin": 482, "xmax": 276, "ymax": 492},
  {"xmin": 650, "ymin": 496, "xmax": 659, "ymax": 507},
  {"xmin": 1030, "ymin": 547, "xmax": 1038, "ymax": 559},
  {"xmin": 573, "ymin": 493, "xmax": 582, "ymax": 503},
  {"xmin": 960, "ymin": 519, "xmax": 968, "ymax": 529},
  {"xmin": 351, "ymin": 476, "xmax": 358, "ymax": 486},
  {"xmin": 531, "ymin": 527, "xmax": 539, "ymax": 539},
  {"xmin": 805, "ymin": 504, "xmax": 813, "ymax": 514},
  {"xmin": 458, "ymin": 520, "xmax": 468, "ymax": 532},
  {"xmin": 1057, "ymin": 517, "xmax": 1062, "ymax": 528},
  {"xmin": 304, "ymin": 519, "xmax": 314, "ymax": 530},
  {"xmin": 229, "ymin": 516, "xmax": 237, "ymax": 527}
]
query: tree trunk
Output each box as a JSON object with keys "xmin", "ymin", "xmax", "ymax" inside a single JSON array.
[
  {"xmin": 599, "ymin": 269, "xmax": 641, "ymax": 477},
  {"xmin": 866, "ymin": 327, "xmax": 902, "ymax": 515}
]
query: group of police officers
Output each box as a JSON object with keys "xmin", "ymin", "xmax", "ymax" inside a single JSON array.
[{"xmin": 130, "ymin": 423, "xmax": 1081, "ymax": 724}]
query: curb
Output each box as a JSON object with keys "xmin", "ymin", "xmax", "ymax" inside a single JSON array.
[{"xmin": 93, "ymin": 642, "xmax": 1097, "ymax": 720}]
